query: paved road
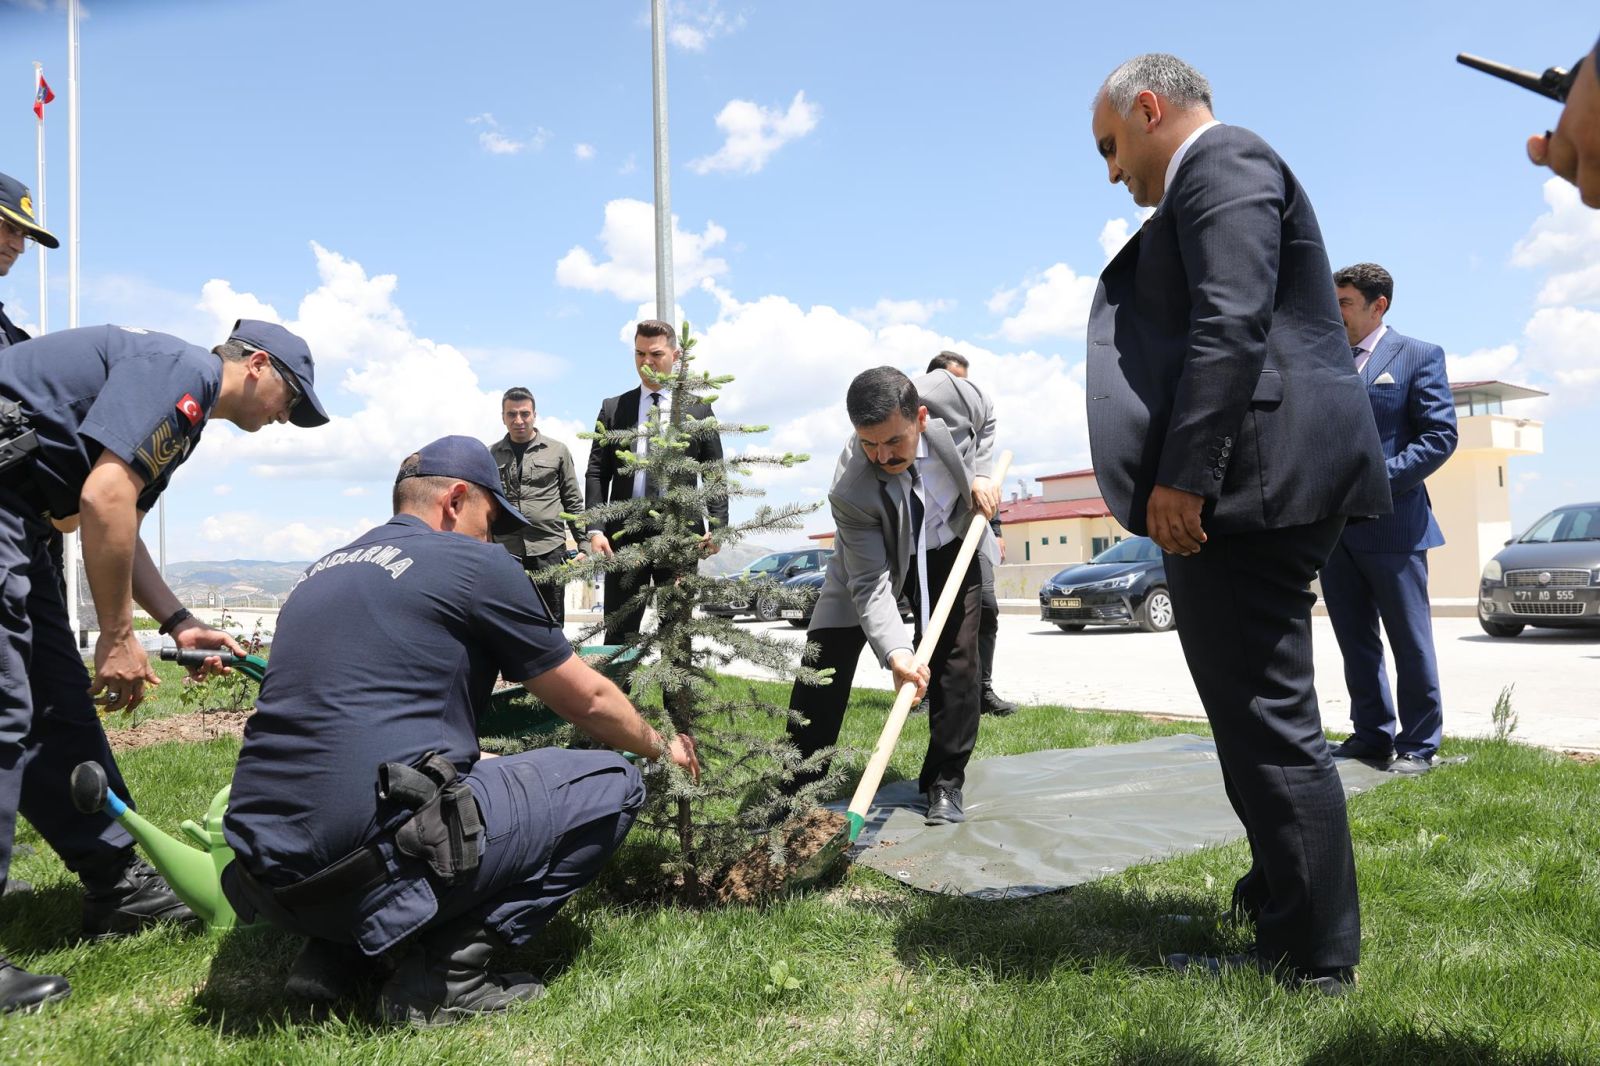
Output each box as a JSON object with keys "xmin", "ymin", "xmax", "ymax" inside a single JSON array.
[{"xmin": 718, "ymin": 614, "xmax": 1600, "ymax": 753}]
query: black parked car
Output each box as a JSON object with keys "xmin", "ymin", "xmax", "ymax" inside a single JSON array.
[
  {"xmin": 702, "ymin": 548, "xmax": 831, "ymax": 621},
  {"xmin": 777, "ymin": 561, "xmax": 916, "ymax": 629},
  {"xmin": 1039, "ymin": 536, "xmax": 1174, "ymax": 633},
  {"xmin": 1477, "ymin": 501, "xmax": 1600, "ymax": 638}
]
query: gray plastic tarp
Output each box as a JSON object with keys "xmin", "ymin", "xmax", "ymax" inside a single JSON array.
[{"xmin": 832, "ymin": 734, "xmax": 1398, "ymax": 899}]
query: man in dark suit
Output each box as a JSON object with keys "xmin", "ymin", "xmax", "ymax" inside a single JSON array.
[
  {"xmin": 1086, "ymin": 53, "xmax": 1389, "ymax": 994},
  {"xmin": 1323, "ymin": 264, "xmax": 1458, "ymax": 775},
  {"xmin": 785, "ymin": 366, "xmax": 998, "ymax": 825},
  {"xmin": 584, "ymin": 319, "xmax": 727, "ymax": 645}
]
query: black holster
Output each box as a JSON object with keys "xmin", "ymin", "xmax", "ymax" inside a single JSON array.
[
  {"xmin": 0, "ymin": 398, "xmax": 40, "ymax": 479},
  {"xmin": 377, "ymin": 751, "xmax": 484, "ymax": 886}
]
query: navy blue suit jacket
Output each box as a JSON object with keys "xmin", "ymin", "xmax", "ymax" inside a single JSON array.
[
  {"xmin": 1087, "ymin": 125, "xmax": 1389, "ymax": 535},
  {"xmin": 1340, "ymin": 328, "xmax": 1458, "ymax": 553}
]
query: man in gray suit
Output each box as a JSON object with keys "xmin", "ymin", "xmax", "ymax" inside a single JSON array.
[
  {"xmin": 785, "ymin": 367, "xmax": 998, "ymax": 825},
  {"xmin": 1087, "ymin": 54, "xmax": 1388, "ymax": 994}
]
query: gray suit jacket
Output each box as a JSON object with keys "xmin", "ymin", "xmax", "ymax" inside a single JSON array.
[{"xmin": 809, "ymin": 369, "xmax": 996, "ymax": 665}]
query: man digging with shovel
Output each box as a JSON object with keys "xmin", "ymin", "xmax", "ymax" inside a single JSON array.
[{"xmin": 782, "ymin": 366, "xmax": 999, "ymax": 827}]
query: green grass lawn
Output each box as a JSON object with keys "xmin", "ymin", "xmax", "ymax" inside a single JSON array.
[{"xmin": 4, "ymin": 684, "xmax": 1599, "ymax": 1065}]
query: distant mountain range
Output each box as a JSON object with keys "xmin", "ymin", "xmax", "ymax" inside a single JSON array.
[{"xmin": 155, "ymin": 542, "xmax": 800, "ymax": 607}]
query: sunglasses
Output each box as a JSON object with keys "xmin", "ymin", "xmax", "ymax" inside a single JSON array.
[
  {"xmin": 267, "ymin": 354, "xmax": 304, "ymax": 413},
  {"xmin": 0, "ymin": 219, "xmax": 35, "ymax": 246}
]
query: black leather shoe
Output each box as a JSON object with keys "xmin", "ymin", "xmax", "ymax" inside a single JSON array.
[
  {"xmin": 924, "ymin": 786, "xmax": 965, "ymax": 825},
  {"xmin": 980, "ymin": 688, "xmax": 1017, "ymax": 717},
  {"xmin": 80, "ymin": 851, "xmax": 197, "ymax": 939},
  {"xmin": 1328, "ymin": 736, "xmax": 1393, "ymax": 764},
  {"xmin": 286, "ymin": 938, "xmax": 379, "ymax": 1002},
  {"xmin": 1388, "ymin": 753, "xmax": 1435, "ymax": 776},
  {"xmin": 0, "ymin": 955, "xmax": 70, "ymax": 1013},
  {"xmin": 1165, "ymin": 951, "xmax": 1355, "ymax": 998}
]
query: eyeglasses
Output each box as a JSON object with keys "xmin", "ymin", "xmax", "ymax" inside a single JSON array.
[
  {"xmin": 267, "ymin": 355, "xmax": 303, "ymax": 413},
  {"xmin": 0, "ymin": 219, "xmax": 33, "ymax": 246}
]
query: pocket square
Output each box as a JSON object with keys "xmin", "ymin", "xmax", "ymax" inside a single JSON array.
[{"xmin": 1373, "ymin": 372, "xmax": 1396, "ymax": 385}]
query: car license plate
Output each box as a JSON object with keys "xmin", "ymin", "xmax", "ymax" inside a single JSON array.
[
  {"xmin": 1051, "ymin": 597, "xmax": 1081, "ymax": 609},
  {"xmin": 780, "ymin": 609, "xmax": 804, "ymax": 619}
]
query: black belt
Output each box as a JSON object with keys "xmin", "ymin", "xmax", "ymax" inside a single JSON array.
[{"xmin": 264, "ymin": 842, "xmax": 389, "ymax": 910}]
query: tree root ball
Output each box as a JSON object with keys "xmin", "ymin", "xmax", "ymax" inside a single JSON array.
[{"xmin": 715, "ymin": 809, "xmax": 850, "ymax": 904}]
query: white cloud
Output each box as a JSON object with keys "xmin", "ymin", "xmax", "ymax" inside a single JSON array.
[
  {"xmin": 341, "ymin": 486, "xmax": 368, "ymax": 497},
  {"xmin": 994, "ymin": 263, "xmax": 1097, "ymax": 343},
  {"xmin": 467, "ymin": 113, "xmax": 548, "ymax": 156},
  {"xmin": 618, "ymin": 153, "xmax": 638, "ymax": 175},
  {"xmin": 1445, "ymin": 343, "xmax": 1521, "ymax": 383},
  {"xmin": 986, "ymin": 288, "xmax": 1018, "ymax": 315},
  {"xmin": 849, "ymin": 297, "xmax": 952, "ymax": 329},
  {"xmin": 554, "ymin": 198, "xmax": 729, "ymax": 302},
  {"xmin": 175, "ymin": 243, "xmax": 589, "ymax": 485},
  {"xmin": 198, "ymin": 512, "xmax": 380, "ymax": 560},
  {"xmin": 661, "ymin": 0, "xmax": 745, "ymax": 51},
  {"xmin": 1097, "ymin": 210, "xmax": 1151, "ymax": 260},
  {"xmin": 1511, "ymin": 181, "xmax": 1600, "ymax": 306},
  {"xmin": 574, "ymin": 142, "xmax": 596, "ymax": 161},
  {"xmin": 689, "ymin": 91, "xmax": 819, "ymax": 176}
]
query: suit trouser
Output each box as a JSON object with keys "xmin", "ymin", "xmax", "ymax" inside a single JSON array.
[
  {"xmin": 225, "ymin": 749, "xmax": 644, "ymax": 954},
  {"xmin": 518, "ymin": 545, "xmax": 570, "ymax": 630},
  {"xmin": 1163, "ymin": 516, "xmax": 1360, "ymax": 972},
  {"xmin": 786, "ymin": 540, "xmax": 982, "ymax": 795},
  {"xmin": 603, "ymin": 559, "xmax": 678, "ymax": 646},
  {"xmin": 0, "ymin": 489, "xmax": 136, "ymax": 893},
  {"xmin": 978, "ymin": 555, "xmax": 999, "ymax": 691},
  {"xmin": 1319, "ymin": 542, "xmax": 1443, "ymax": 758}
]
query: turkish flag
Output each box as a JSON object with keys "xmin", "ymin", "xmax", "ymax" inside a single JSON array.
[{"xmin": 176, "ymin": 394, "xmax": 203, "ymax": 426}]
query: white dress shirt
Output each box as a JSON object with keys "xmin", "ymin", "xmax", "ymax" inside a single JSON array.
[
  {"xmin": 631, "ymin": 385, "xmax": 670, "ymax": 499},
  {"xmin": 1353, "ymin": 323, "xmax": 1388, "ymax": 376}
]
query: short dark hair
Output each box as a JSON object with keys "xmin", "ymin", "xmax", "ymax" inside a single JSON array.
[
  {"xmin": 391, "ymin": 452, "xmax": 488, "ymax": 513},
  {"xmin": 501, "ymin": 386, "xmax": 534, "ymax": 410},
  {"xmin": 1333, "ymin": 263, "xmax": 1394, "ymax": 309},
  {"xmin": 846, "ymin": 367, "xmax": 919, "ymax": 427},
  {"xmin": 634, "ymin": 319, "xmax": 679, "ymax": 350},
  {"xmin": 213, "ymin": 339, "xmax": 257, "ymax": 362},
  {"xmin": 927, "ymin": 350, "xmax": 969, "ymax": 374}
]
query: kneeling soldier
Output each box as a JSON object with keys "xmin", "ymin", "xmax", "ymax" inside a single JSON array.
[
  {"xmin": 0, "ymin": 320, "xmax": 328, "ymax": 1012},
  {"xmin": 221, "ymin": 437, "xmax": 698, "ymax": 1027}
]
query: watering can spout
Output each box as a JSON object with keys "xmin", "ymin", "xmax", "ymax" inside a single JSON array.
[{"xmin": 70, "ymin": 762, "xmax": 240, "ymax": 930}]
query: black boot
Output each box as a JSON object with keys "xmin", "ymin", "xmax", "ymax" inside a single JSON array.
[
  {"xmin": 980, "ymin": 687, "xmax": 1017, "ymax": 716},
  {"xmin": 79, "ymin": 850, "xmax": 196, "ymax": 940},
  {"xmin": 377, "ymin": 918, "xmax": 544, "ymax": 1027},
  {"xmin": 285, "ymin": 937, "xmax": 380, "ymax": 1002},
  {"xmin": 0, "ymin": 954, "xmax": 70, "ymax": 1013}
]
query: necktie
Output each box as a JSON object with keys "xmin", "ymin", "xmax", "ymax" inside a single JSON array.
[
  {"xmin": 1351, "ymin": 345, "xmax": 1363, "ymax": 361},
  {"xmin": 909, "ymin": 466, "xmax": 929, "ymax": 636},
  {"xmin": 643, "ymin": 392, "xmax": 662, "ymax": 498}
]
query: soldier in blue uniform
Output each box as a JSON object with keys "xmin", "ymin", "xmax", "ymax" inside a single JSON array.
[
  {"xmin": 0, "ymin": 320, "xmax": 328, "ymax": 1012},
  {"xmin": 222, "ymin": 436, "xmax": 699, "ymax": 1028},
  {"xmin": 0, "ymin": 171, "xmax": 56, "ymax": 348}
]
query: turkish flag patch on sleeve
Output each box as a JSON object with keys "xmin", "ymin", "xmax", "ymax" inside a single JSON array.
[{"xmin": 176, "ymin": 394, "xmax": 204, "ymax": 426}]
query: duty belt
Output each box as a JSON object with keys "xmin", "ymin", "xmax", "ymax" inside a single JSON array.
[{"xmin": 256, "ymin": 752, "xmax": 485, "ymax": 912}]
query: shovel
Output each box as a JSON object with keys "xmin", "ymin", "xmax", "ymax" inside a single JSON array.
[{"xmin": 782, "ymin": 450, "xmax": 1012, "ymax": 891}]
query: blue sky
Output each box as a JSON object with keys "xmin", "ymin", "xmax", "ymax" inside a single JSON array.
[{"xmin": 1, "ymin": 0, "xmax": 1596, "ymax": 561}]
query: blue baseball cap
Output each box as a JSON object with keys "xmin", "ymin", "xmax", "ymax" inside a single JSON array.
[
  {"xmin": 399, "ymin": 435, "xmax": 531, "ymax": 536},
  {"xmin": 228, "ymin": 319, "xmax": 330, "ymax": 428},
  {"xmin": 0, "ymin": 171, "xmax": 58, "ymax": 248}
]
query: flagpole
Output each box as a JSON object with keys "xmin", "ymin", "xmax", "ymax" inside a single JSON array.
[
  {"xmin": 65, "ymin": 0, "xmax": 83, "ymax": 644},
  {"xmin": 32, "ymin": 64, "xmax": 47, "ymax": 336},
  {"xmin": 650, "ymin": 0, "xmax": 674, "ymax": 323}
]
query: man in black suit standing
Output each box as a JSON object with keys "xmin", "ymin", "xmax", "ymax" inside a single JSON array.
[
  {"xmin": 584, "ymin": 319, "xmax": 727, "ymax": 645},
  {"xmin": 1086, "ymin": 53, "xmax": 1389, "ymax": 994}
]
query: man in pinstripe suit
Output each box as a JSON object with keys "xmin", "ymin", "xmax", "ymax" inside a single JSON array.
[{"xmin": 1322, "ymin": 264, "xmax": 1459, "ymax": 775}]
